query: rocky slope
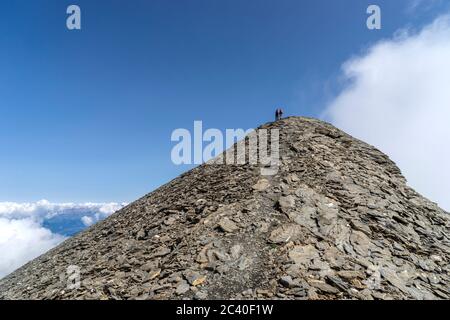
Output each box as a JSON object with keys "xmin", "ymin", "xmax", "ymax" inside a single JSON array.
[{"xmin": 0, "ymin": 117, "xmax": 449, "ymax": 300}]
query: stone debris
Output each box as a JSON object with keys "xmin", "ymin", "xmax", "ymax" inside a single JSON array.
[
  {"xmin": 0, "ymin": 117, "xmax": 448, "ymax": 300},
  {"xmin": 218, "ymin": 217, "xmax": 238, "ymax": 233},
  {"xmin": 183, "ymin": 271, "xmax": 205, "ymax": 286},
  {"xmin": 278, "ymin": 195, "xmax": 296, "ymax": 210},
  {"xmin": 279, "ymin": 276, "xmax": 295, "ymax": 288},
  {"xmin": 175, "ymin": 282, "xmax": 190, "ymax": 295},
  {"xmin": 269, "ymin": 225, "xmax": 302, "ymax": 244},
  {"xmin": 252, "ymin": 179, "xmax": 270, "ymax": 192}
]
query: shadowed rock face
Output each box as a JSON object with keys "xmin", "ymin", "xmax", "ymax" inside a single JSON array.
[{"xmin": 1, "ymin": 117, "xmax": 449, "ymax": 300}]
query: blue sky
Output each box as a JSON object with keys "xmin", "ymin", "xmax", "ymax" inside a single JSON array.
[{"xmin": 0, "ymin": 0, "xmax": 448, "ymax": 203}]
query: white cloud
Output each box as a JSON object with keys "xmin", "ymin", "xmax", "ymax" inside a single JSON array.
[
  {"xmin": 324, "ymin": 15, "xmax": 450, "ymax": 211},
  {"xmin": 0, "ymin": 218, "xmax": 65, "ymax": 278},
  {"xmin": 0, "ymin": 200, "xmax": 126, "ymax": 279},
  {"xmin": 81, "ymin": 215, "xmax": 94, "ymax": 227},
  {"xmin": 0, "ymin": 199, "xmax": 125, "ymax": 221}
]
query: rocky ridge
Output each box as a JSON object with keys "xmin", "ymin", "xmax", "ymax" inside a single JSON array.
[{"xmin": 0, "ymin": 117, "xmax": 449, "ymax": 300}]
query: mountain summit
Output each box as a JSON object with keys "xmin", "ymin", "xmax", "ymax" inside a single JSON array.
[{"xmin": 1, "ymin": 117, "xmax": 448, "ymax": 300}]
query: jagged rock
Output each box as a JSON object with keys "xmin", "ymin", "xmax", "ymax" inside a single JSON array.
[
  {"xmin": 183, "ymin": 271, "xmax": 206, "ymax": 286},
  {"xmin": 175, "ymin": 282, "xmax": 190, "ymax": 295},
  {"xmin": 252, "ymin": 179, "xmax": 270, "ymax": 192},
  {"xmin": 148, "ymin": 269, "xmax": 161, "ymax": 280},
  {"xmin": 278, "ymin": 196, "xmax": 296, "ymax": 210},
  {"xmin": 218, "ymin": 217, "xmax": 238, "ymax": 233},
  {"xmin": 0, "ymin": 117, "xmax": 448, "ymax": 300},
  {"xmin": 152, "ymin": 246, "xmax": 171, "ymax": 257},
  {"xmin": 136, "ymin": 228, "xmax": 146, "ymax": 240},
  {"xmin": 350, "ymin": 230, "xmax": 373, "ymax": 257},
  {"xmin": 230, "ymin": 245, "xmax": 242, "ymax": 260},
  {"xmin": 140, "ymin": 261, "xmax": 159, "ymax": 272},
  {"xmin": 288, "ymin": 244, "xmax": 319, "ymax": 267},
  {"xmin": 309, "ymin": 280, "xmax": 340, "ymax": 294},
  {"xmin": 279, "ymin": 276, "xmax": 294, "ymax": 288},
  {"xmin": 337, "ymin": 270, "xmax": 364, "ymax": 280},
  {"xmin": 269, "ymin": 225, "xmax": 302, "ymax": 244},
  {"xmin": 194, "ymin": 291, "xmax": 208, "ymax": 300}
]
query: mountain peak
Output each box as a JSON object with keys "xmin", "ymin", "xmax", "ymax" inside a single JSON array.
[{"xmin": 1, "ymin": 117, "xmax": 448, "ymax": 300}]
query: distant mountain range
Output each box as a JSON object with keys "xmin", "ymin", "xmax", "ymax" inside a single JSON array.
[{"xmin": 43, "ymin": 211, "xmax": 101, "ymax": 237}]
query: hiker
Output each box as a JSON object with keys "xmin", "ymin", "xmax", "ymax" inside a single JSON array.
[{"xmin": 275, "ymin": 108, "xmax": 284, "ymax": 121}]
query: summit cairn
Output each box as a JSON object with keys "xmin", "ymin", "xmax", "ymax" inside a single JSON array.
[{"xmin": 0, "ymin": 117, "xmax": 448, "ymax": 300}]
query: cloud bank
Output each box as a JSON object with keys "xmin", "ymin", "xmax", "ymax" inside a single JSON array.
[
  {"xmin": 0, "ymin": 218, "xmax": 65, "ymax": 278},
  {"xmin": 324, "ymin": 15, "xmax": 450, "ymax": 211},
  {"xmin": 0, "ymin": 200, "xmax": 126, "ymax": 278}
]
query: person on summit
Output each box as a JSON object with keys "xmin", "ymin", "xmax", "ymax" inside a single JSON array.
[{"xmin": 275, "ymin": 108, "xmax": 284, "ymax": 121}]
